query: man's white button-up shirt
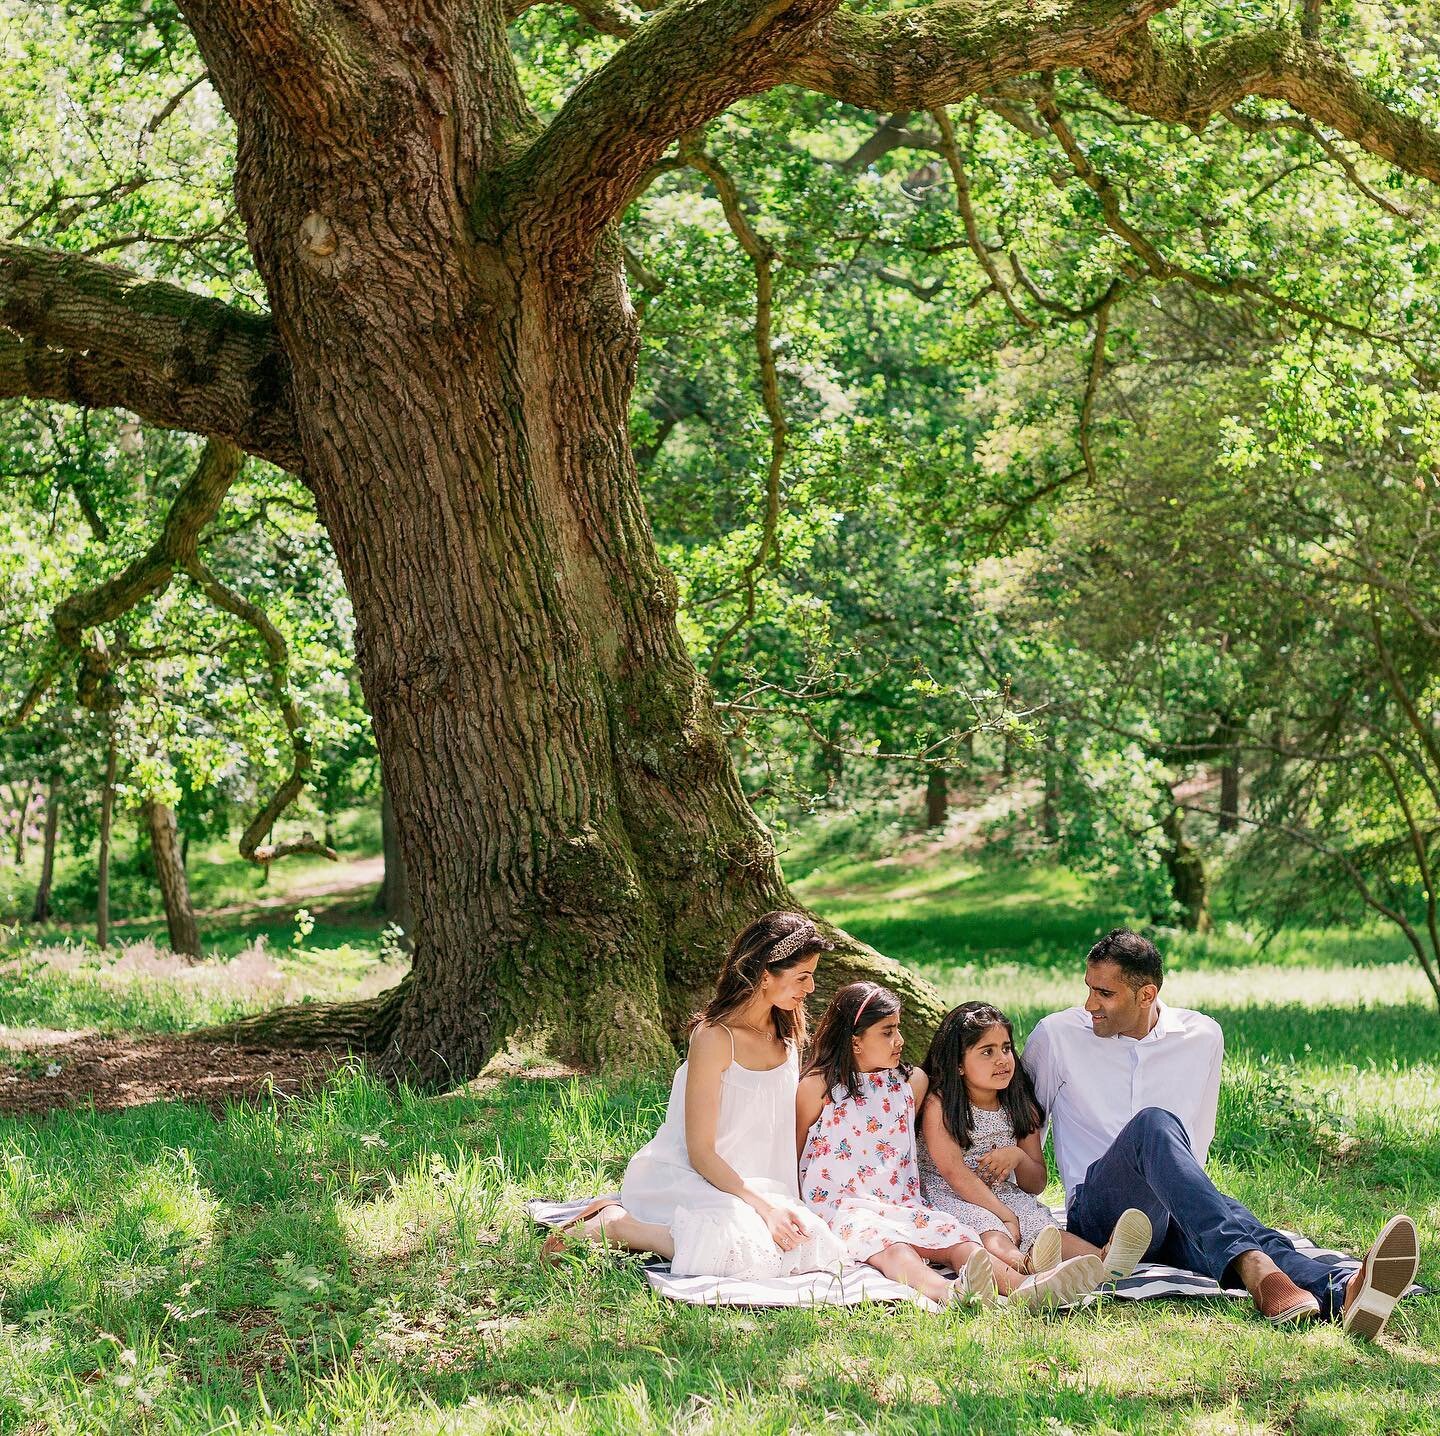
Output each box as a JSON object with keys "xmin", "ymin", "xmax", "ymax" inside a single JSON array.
[{"xmin": 1021, "ymin": 1000, "xmax": 1224, "ymax": 1203}]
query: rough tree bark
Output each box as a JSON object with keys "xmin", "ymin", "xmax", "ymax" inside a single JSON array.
[
  {"xmin": 6, "ymin": 0, "xmax": 1440, "ymax": 1082},
  {"xmin": 30, "ymin": 784, "xmax": 59, "ymax": 923},
  {"xmin": 375, "ymin": 786, "xmax": 412, "ymax": 934},
  {"xmin": 143, "ymin": 798, "xmax": 202, "ymax": 958}
]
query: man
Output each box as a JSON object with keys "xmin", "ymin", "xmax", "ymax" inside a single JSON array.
[{"xmin": 1022, "ymin": 928, "xmax": 1419, "ymax": 1338}]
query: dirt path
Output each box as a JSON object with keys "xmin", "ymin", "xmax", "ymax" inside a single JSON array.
[{"xmin": 0, "ymin": 1029, "xmax": 352, "ymax": 1118}]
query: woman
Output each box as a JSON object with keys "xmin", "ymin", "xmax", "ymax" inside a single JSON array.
[{"xmin": 547, "ymin": 911, "xmax": 845, "ymax": 1277}]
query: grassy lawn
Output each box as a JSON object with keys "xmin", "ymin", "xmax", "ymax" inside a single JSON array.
[{"xmin": 0, "ymin": 840, "xmax": 1436, "ymax": 1433}]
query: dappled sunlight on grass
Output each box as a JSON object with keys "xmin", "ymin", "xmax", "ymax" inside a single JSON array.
[{"xmin": 1, "ymin": 840, "xmax": 1437, "ymax": 1431}]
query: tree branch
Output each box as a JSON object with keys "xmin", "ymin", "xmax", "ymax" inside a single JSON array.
[
  {"xmin": 0, "ymin": 243, "xmax": 301, "ymax": 471},
  {"xmin": 784, "ymin": 0, "xmax": 1180, "ymax": 111},
  {"xmin": 1087, "ymin": 24, "xmax": 1440, "ymax": 185},
  {"xmin": 181, "ymin": 554, "xmax": 337, "ymax": 866},
  {"xmin": 176, "ymin": 0, "xmax": 369, "ymax": 134},
  {"xmin": 501, "ymin": 0, "xmax": 843, "ymax": 255},
  {"xmin": 680, "ymin": 142, "xmax": 788, "ymax": 678},
  {"xmin": 3, "ymin": 440, "xmax": 244, "ymax": 729}
]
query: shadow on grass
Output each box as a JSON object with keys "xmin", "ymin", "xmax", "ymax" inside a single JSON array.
[{"xmin": 3, "ymin": 1066, "xmax": 1439, "ymax": 1430}]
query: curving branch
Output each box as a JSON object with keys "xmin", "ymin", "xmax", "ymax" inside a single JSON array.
[
  {"xmin": 1033, "ymin": 92, "xmax": 1436, "ymax": 373},
  {"xmin": 3, "ymin": 437, "xmax": 333, "ymax": 867},
  {"xmin": 0, "ymin": 243, "xmax": 301, "ymax": 471},
  {"xmin": 1086, "ymin": 24, "xmax": 1440, "ymax": 185},
  {"xmin": 182, "ymin": 554, "xmax": 337, "ymax": 866},
  {"xmin": 4, "ymin": 439, "xmax": 245, "ymax": 729},
  {"xmin": 502, "ymin": 0, "xmax": 844, "ymax": 254},
  {"xmin": 930, "ymin": 106, "xmax": 1037, "ymax": 330},
  {"xmin": 679, "ymin": 142, "xmax": 788, "ymax": 678},
  {"xmin": 785, "ymin": 0, "xmax": 1180, "ymax": 111}
]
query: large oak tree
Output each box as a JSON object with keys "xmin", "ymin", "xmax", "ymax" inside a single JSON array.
[{"xmin": 4, "ymin": 0, "xmax": 1440, "ymax": 1083}]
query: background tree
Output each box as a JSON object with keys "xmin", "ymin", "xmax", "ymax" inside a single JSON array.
[{"xmin": 4, "ymin": 0, "xmax": 1440, "ymax": 1080}]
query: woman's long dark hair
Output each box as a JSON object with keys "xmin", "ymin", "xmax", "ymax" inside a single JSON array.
[
  {"xmin": 803, "ymin": 981, "xmax": 907, "ymax": 1101},
  {"xmin": 921, "ymin": 1001, "xmax": 1041, "ymax": 1151},
  {"xmin": 692, "ymin": 911, "xmax": 833, "ymax": 1047}
]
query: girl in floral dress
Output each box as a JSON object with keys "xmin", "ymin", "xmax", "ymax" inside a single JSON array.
[{"xmin": 797, "ymin": 983, "xmax": 1105, "ymax": 1309}]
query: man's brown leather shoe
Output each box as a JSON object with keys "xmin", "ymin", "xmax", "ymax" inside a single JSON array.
[{"xmin": 1254, "ymin": 1270, "xmax": 1321, "ymax": 1324}]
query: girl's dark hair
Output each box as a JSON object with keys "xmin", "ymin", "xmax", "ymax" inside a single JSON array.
[
  {"xmin": 692, "ymin": 911, "xmax": 833, "ymax": 1047},
  {"xmin": 921, "ymin": 1001, "xmax": 1041, "ymax": 1151},
  {"xmin": 803, "ymin": 981, "xmax": 906, "ymax": 1101}
]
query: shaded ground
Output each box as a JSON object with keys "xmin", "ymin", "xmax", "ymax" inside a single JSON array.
[{"xmin": 0, "ymin": 1028, "xmax": 352, "ymax": 1118}]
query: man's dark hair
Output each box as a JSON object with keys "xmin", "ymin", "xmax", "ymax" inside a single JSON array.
[{"xmin": 1086, "ymin": 928, "xmax": 1163, "ymax": 991}]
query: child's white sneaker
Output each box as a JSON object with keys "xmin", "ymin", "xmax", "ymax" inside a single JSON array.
[
  {"xmin": 1010, "ymin": 1254, "xmax": 1104, "ymax": 1310},
  {"xmin": 1027, "ymin": 1225, "xmax": 1063, "ymax": 1274},
  {"xmin": 957, "ymin": 1246, "xmax": 997, "ymax": 1306}
]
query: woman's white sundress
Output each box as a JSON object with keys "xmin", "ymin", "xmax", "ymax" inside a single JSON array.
[
  {"xmin": 799, "ymin": 1066, "xmax": 981, "ymax": 1264},
  {"xmin": 916, "ymin": 1103, "xmax": 1056, "ymax": 1254},
  {"xmin": 619, "ymin": 1030, "xmax": 846, "ymax": 1279}
]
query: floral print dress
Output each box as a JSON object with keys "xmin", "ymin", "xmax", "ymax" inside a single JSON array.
[{"xmin": 799, "ymin": 1067, "xmax": 981, "ymax": 1263}]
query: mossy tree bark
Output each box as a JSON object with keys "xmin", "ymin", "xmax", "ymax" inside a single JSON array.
[{"xmin": 7, "ymin": 0, "xmax": 1440, "ymax": 1082}]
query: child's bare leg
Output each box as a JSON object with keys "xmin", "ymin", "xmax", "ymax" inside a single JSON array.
[
  {"xmin": 981, "ymin": 1229, "xmax": 1029, "ymax": 1277},
  {"xmin": 1060, "ymin": 1231, "xmax": 1105, "ymax": 1261},
  {"xmin": 868, "ymin": 1242, "xmax": 953, "ymax": 1306}
]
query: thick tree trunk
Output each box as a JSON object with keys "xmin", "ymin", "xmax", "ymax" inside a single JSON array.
[
  {"xmin": 925, "ymin": 768, "xmax": 948, "ymax": 829},
  {"xmin": 30, "ymin": 784, "xmax": 59, "ymax": 923},
  {"xmin": 97, "ymin": 731, "xmax": 117, "ymax": 949},
  {"xmin": 1162, "ymin": 802, "xmax": 1210, "ymax": 933},
  {"xmin": 374, "ymin": 785, "xmax": 412, "ymax": 933},
  {"xmin": 143, "ymin": 798, "xmax": 202, "ymax": 958},
  {"xmin": 181, "ymin": 8, "xmax": 942, "ymax": 1084}
]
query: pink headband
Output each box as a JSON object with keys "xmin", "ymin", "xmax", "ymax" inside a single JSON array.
[{"xmin": 854, "ymin": 987, "xmax": 876, "ymax": 1023}]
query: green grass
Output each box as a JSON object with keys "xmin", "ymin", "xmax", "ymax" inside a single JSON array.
[{"xmin": 1, "ymin": 839, "xmax": 1437, "ymax": 1432}]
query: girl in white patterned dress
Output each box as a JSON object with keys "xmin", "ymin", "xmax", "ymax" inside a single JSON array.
[
  {"xmin": 798, "ymin": 983, "xmax": 1106, "ymax": 1308},
  {"xmin": 919, "ymin": 1001, "xmax": 1152, "ymax": 1285},
  {"xmin": 545, "ymin": 912, "xmax": 845, "ymax": 1278}
]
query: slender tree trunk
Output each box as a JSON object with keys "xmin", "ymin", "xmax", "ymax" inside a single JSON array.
[
  {"xmin": 12, "ymin": 779, "xmax": 33, "ymax": 866},
  {"xmin": 374, "ymin": 784, "xmax": 412, "ymax": 933},
  {"xmin": 1162, "ymin": 802, "xmax": 1210, "ymax": 932},
  {"xmin": 925, "ymin": 768, "xmax": 948, "ymax": 829},
  {"xmin": 180, "ymin": 9, "xmax": 942, "ymax": 1082},
  {"xmin": 143, "ymin": 798, "xmax": 202, "ymax": 958},
  {"xmin": 1041, "ymin": 743, "xmax": 1061, "ymax": 841},
  {"xmin": 30, "ymin": 784, "xmax": 59, "ymax": 923},
  {"xmin": 97, "ymin": 730, "xmax": 117, "ymax": 949},
  {"xmin": 1218, "ymin": 718, "xmax": 1242, "ymax": 833}
]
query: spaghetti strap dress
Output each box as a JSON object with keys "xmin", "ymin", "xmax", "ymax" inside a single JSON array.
[{"xmin": 619, "ymin": 1030, "xmax": 846, "ymax": 1279}]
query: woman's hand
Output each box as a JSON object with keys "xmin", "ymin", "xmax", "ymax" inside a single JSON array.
[
  {"xmin": 974, "ymin": 1144, "xmax": 1025, "ymax": 1184},
  {"xmin": 1002, "ymin": 1212, "xmax": 1022, "ymax": 1243},
  {"xmin": 762, "ymin": 1204, "xmax": 810, "ymax": 1253}
]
